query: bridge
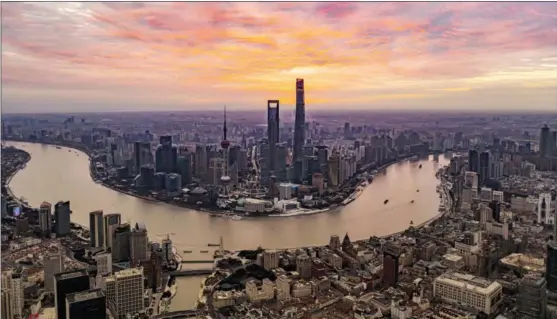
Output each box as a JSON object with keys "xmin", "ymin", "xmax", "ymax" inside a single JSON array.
[
  {"xmin": 152, "ymin": 310, "xmax": 201, "ymax": 319},
  {"xmin": 181, "ymin": 260, "xmax": 214, "ymax": 264},
  {"xmin": 169, "ymin": 269, "xmax": 213, "ymax": 277}
]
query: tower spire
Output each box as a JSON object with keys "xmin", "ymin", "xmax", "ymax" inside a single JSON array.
[{"xmin": 223, "ymin": 105, "xmax": 227, "ymax": 141}]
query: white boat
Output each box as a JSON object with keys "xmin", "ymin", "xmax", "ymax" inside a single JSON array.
[{"xmin": 230, "ymin": 215, "xmax": 243, "ymax": 221}]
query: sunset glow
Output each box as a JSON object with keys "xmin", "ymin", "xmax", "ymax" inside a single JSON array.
[{"xmin": 2, "ymin": 2, "xmax": 557, "ymax": 113}]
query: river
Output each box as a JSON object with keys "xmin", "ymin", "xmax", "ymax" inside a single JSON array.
[{"xmin": 6, "ymin": 141, "xmax": 449, "ymax": 310}]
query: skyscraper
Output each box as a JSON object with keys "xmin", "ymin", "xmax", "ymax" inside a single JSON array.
[
  {"xmin": 540, "ymin": 124, "xmax": 551, "ymax": 158},
  {"xmin": 89, "ymin": 210, "xmax": 104, "ymax": 248},
  {"xmin": 267, "ymin": 100, "xmax": 280, "ymax": 175},
  {"xmin": 54, "ymin": 269, "xmax": 90, "ymax": 319},
  {"xmin": 546, "ymin": 207, "xmax": 557, "ymax": 292},
  {"xmin": 44, "ymin": 253, "xmax": 64, "ymax": 292},
  {"xmin": 39, "ymin": 201, "xmax": 52, "ymax": 236},
  {"xmin": 65, "ymin": 289, "xmax": 106, "ymax": 319},
  {"xmin": 155, "ymin": 136, "xmax": 177, "ymax": 173},
  {"xmin": 130, "ymin": 223, "xmax": 149, "ymax": 266},
  {"xmin": 103, "ymin": 213, "xmax": 121, "ymax": 249},
  {"xmin": 54, "ymin": 201, "xmax": 71, "ymax": 237},
  {"xmin": 112, "ymin": 223, "xmax": 131, "ymax": 262},
  {"xmin": 220, "ymin": 106, "xmax": 232, "ymax": 195},
  {"xmin": 468, "ymin": 149, "xmax": 479, "ymax": 173},
  {"xmin": 479, "ymin": 151, "xmax": 491, "ymax": 185},
  {"xmin": 293, "ymin": 78, "xmax": 306, "ymax": 175}
]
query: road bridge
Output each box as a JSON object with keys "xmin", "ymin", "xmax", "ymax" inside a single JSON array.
[
  {"xmin": 181, "ymin": 260, "xmax": 214, "ymax": 264},
  {"xmin": 169, "ymin": 269, "xmax": 213, "ymax": 277},
  {"xmin": 152, "ymin": 310, "xmax": 201, "ymax": 319}
]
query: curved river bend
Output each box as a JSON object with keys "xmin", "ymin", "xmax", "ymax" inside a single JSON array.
[{"xmin": 7, "ymin": 142, "xmax": 448, "ymax": 251}]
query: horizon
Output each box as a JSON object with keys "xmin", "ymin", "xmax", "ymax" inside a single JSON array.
[{"xmin": 2, "ymin": 2, "xmax": 557, "ymax": 113}]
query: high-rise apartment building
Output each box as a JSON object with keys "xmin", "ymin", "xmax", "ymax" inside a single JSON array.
[
  {"xmin": 263, "ymin": 250, "xmax": 279, "ymax": 271},
  {"xmin": 108, "ymin": 268, "xmax": 144, "ymax": 319},
  {"xmin": 1, "ymin": 289, "xmax": 13, "ymax": 319},
  {"xmin": 65, "ymin": 289, "xmax": 107, "ymax": 319},
  {"xmin": 8, "ymin": 271, "xmax": 23, "ymax": 319},
  {"xmin": 155, "ymin": 135, "xmax": 177, "ymax": 173},
  {"xmin": 479, "ymin": 151, "xmax": 491, "ymax": 185},
  {"xmin": 468, "ymin": 149, "xmax": 479, "ymax": 173},
  {"xmin": 293, "ymin": 78, "xmax": 306, "ymax": 177},
  {"xmin": 54, "ymin": 201, "xmax": 71, "ymax": 236},
  {"xmin": 382, "ymin": 245, "xmax": 401, "ymax": 287},
  {"xmin": 267, "ymin": 100, "xmax": 280, "ymax": 175},
  {"xmin": 103, "ymin": 213, "xmax": 121, "ymax": 249},
  {"xmin": 54, "ymin": 269, "xmax": 90, "ymax": 319},
  {"xmin": 39, "ymin": 201, "xmax": 52, "ymax": 235},
  {"xmin": 89, "ymin": 210, "xmax": 104, "ymax": 248}
]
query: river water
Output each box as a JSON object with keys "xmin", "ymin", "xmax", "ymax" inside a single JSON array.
[{"xmin": 6, "ymin": 141, "xmax": 449, "ymax": 310}]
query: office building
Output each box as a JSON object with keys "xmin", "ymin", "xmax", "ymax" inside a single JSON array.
[
  {"xmin": 66, "ymin": 289, "xmax": 107, "ymax": 319},
  {"xmin": 263, "ymin": 250, "xmax": 279, "ymax": 270},
  {"xmin": 382, "ymin": 245, "xmax": 401, "ymax": 287},
  {"xmin": 54, "ymin": 269, "xmax": 90, "ymax": 319},
  {"xmin": 177, "ymin": 154, "xmax": 193, "ymax": 186},
  {"xmin": 89, "ymin": 210, "xmax": 104, "ymax": 248},
  {"xmin": 108, "ymin": 268, "xmax": 144, "ymax": 319},
  {"xmin": 103, "ymin": 214, "xmax": 121, "ymax": 249},
  {"xmin": 468, "ymin": 149, "xmax": 479, "ymax": 173},
  {"xmin": 267, "ymin": 100, "xmax": 280, "ymax": 175},
  {"xmin": 479, "ymin": 151, "xmax": 491, "ymax": 185},
  {"xmin": 162, "ymin": 236, "xmax": 173, "ymax": 262},
  {"xmin": 540, "ymin": 124, "xmax": 551, "ymax": 157},
  {"xmin": 112, "ymin": 223, "xmax": 131, "ymax": 262},
  {"xmin": 293, "ymin": 78, "xmax": 306, "ymax": 177},
  {"xmin": 54, "ymin": 201, "xmax": 71, "ymax": 236},
  {"xmin": 433, "ymin": 272, "xmax": 503, "ymax": 315},
  {"xmin": 155, "ymin": 135, "xmax": 177, "ymax": 174},
  {"xmin": 44, "ymin": 253, "xmax": 64, "ymax": 292},
  {"xmin": 130, "ymin": 223, "xmax": 149, "ymax": 266},
  {"xmin": 538, "ymin": 193, "xmax": 554, "ymax": 225},
  {"xmin": 296, "ymin": 254, "xmax": 312, "ymax": 279},
  {"xmin": 517, "ymin": 274, "xmax": 547, "ymax": 318},
  {"xmin": 39, "ymin": 201, "xmax": 52, "ymax": 235},
  {"xmin": 133, "ymin": 141, "xmax": 152, "ymax": 175},
  {"xmin": 94, "ymin": 253, "xmax": 112, "ymax": 276}
]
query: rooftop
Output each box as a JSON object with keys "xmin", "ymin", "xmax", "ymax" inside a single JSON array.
[
  {"xmin": 54, "ymin": 269, "xmax": 88, "ymax": 281},
  {"xmin": 436, "ymin": 272, "xmax": 501, "ymax": 295},
  {"xmin": 66, "ymin": 289, "xmax": 104, "ymax": 303}
]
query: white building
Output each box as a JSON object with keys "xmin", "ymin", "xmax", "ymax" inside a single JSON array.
[
  {"xmin": 278, "ymin": 183, "xmax": 294, "ymax": 200},
  {"xmin": 245, "ymin": 279, "xmax": 274, "ymax": 302},
  {"xmin": 538, "ymin": 193, "xmax": 554, "ymax": 225},
  {"xmin": 94, "ymin": 253, "xmax": 113, "ymax": 275},
  {"xmin": 464, "ymin": 171, "xmax": 478, "ymax": 189},
  {"xmin": 39, "ymin": 202, "xmax": 52, "ymax": 234},
  {"xmin": 433, "ymin": 272, "xmax": 502, "ymax": 315},
  {"xmin": 9, "ymin": 272, "xmax": 23, "ymax": 319},
  {"xmin": 276, "ymin": 275, "xmax": 291, "ymax": 301},
  {"xmin": 492, "ymin": 190, "xmax": 504, "ymax": 203},
  {"xmin": 107, "ymin": 268, "xmax": 144, "ymax": 319}
]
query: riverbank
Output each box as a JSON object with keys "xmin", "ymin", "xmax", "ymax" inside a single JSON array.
[{"xmin": 5, "ymin": 138, "xmax": 436, "ymax": 219}]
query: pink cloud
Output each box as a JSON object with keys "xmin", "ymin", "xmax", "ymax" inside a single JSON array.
[{"xmin": 1, "ymin": 2, "xmax": 556, "ymax": 112}]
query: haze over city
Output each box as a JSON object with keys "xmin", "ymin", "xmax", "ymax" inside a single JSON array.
[{"xmin": 2, "ymin": 1, "xmax": 557, "ymax": 113}]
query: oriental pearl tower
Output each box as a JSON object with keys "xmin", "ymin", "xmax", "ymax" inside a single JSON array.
[{"xmin": 220, "ymin": 106, "xmax": 231, "ymax": 196}]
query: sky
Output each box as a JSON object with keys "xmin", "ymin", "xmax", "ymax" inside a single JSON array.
[{"xmin": 2, "ymin": 2, "xmax": 557, "ymax": 114}]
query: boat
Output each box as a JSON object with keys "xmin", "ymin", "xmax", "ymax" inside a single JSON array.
[
  {"xmin": 416, "ymin": 189, "xmax": 419, "ymax": 192},
  {"xmin": 419, "ymin": 164, "xmax": 422, "ymax": 169},
  {"xmin": 231, "ymin": 215, "xmax": 243, "ymax": 221},
  {"xmin": 208, "ymin": 244, "xmax": 220, "ymax": 247},
  {"xmin": 55, "ymin": 146, "xmax": 61, "ymax": 149},
  {"xmin": 209, "ymin": 213, "xmax": 219, "ymax": 218},
  {"xmin": 384, "ymin": 199, "xmax": 389, "ymax": 205},
  {"xmin": 411, "ymin": 200, "xmax": 414, "ymax": 204},
  {"xmin": 183, "ymin": 250, "xmax": 192, "ymax": 253},
  {"xmin": 68, "ymin": 150, "xmax": 71, "ymax": 152},
  {"xmin": 200, "ymin": 250, "xmax": 209, "ymax": 253}
]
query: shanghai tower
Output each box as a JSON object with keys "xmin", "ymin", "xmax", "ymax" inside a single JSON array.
[{"xmin": 293, "ymin": 78, "xmax": 306, "ymax": 169}]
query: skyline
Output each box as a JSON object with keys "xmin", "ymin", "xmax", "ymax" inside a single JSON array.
[{"xmin": 2, "ymin": 2, "xmax": 557, "ymax": 114}]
